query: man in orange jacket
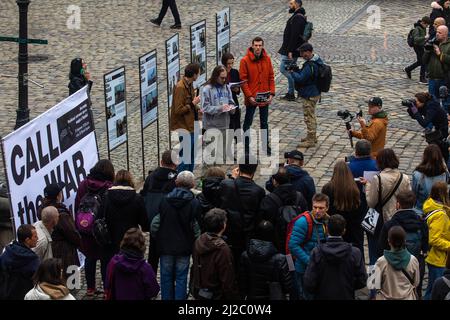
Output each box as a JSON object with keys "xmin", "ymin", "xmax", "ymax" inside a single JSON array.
[{"xmin": 240, "ymin": 37, "xmax": 276, "ymax": 155}]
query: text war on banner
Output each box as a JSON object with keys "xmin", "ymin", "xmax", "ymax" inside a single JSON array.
[
  {"xmin": 216, "ymin": 7, "xmax": 230, "ymax": 66},
  {"xmin": 1, "ymin": 86, "xmax": 99, "ymax": 232},
  {"xmin": 139, "ymin": 50, "xmax": 158, "ymax": 129},
  {"xmin": 104, "ymin": 67, "xmax": 128, "ymax": 152},
  {"xmin": 190, "ymin": 20, "xmax": 207, "ymax": 89},
  {"xmin": 166, "ymin": 34, "xmax": 181, "ymax": 109}
]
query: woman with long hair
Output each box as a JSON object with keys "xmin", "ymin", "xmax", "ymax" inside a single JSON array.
[
  {"xmin": 412, "ymin": 144, "xmax": 448, "ymax": 214},
  {"xmin": 322, "ymin": 161, "xmax": 363, "ymax": 253}
]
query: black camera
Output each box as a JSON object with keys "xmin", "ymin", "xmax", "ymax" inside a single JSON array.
[
  {"xmin": 285, "ymin": 62, "xmax": 299, "ymax": 72},
  {"xmin": 424, "ymin": 37, "xmax": 438, "ymax": 51},
  {"xmin": 337, "ymin": 109, "xmax": 363, "ymax": 122},
  {"xmin": 401, "ymin": 98, "xmax": 416, "ymax": 108}
]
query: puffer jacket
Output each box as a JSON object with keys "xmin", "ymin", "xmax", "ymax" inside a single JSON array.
[
  {"xmin": 366, "ymin": 168, "xmax": 411, "ymax": 223},
  {"xmin": 239, "ymin": 239, "xmax": 291, "ymax": 300},
  {"xmin": 239, "ymin": 47, "xmax": 275, "ymax": 106},
  {"xmin": 201, "ymin": 84, "xmax": 235, "ymax": 130},
  {"xmin": 24, "ymin": 283, "xmax": 75, "ymax": 300},
  {"xmin": 423, "ymin": 198, "xmax": 450, "ymax": 268}
]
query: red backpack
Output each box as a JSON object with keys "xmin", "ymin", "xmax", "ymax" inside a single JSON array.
[{"xmin": 285, "ymin": 211, "xmax": 313, "ymax": 256}]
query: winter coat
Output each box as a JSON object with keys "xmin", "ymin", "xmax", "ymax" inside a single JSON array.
[
  {"xmin": 266, "ymin": 165, "xmax": 316, "ymax": 210},
  {"xmin": 378, "ymin": 209, "xmax": 429, "ymax": 256},
  {"xmin": 197, "ymin": 176, "xmax": 224, "ymax": 231},
  {"xmin": 239, "ymin": 48, "xmax": 275, "ymax": 106},
  {"xmin": 288, "ymin": 212, "xmax": 327, "ymax": 273},
  {"xmin": 278, "ymin": 9, "xmax": 306, "ymax": 57},
  {"xmin": 430, "ymin": 2, "xmax": 450, "ymax": 37},
  {"xmin": 151, "ymin": 187, "xmax": 201, "ymax": 256},
  {"xmin": 25, "ymin": 283, "xmax": 75, "ymax": 300},
  {"xmin": 239, "ymin": 239, "xmax": 292, "ymax": 300},
  {"xmin": 303, "ymin": 237, "xmax": 367, "ymax": 300},
  {"xmin": 412, "ymin": 170, "xmax": 448, "ymax": 214},
  {"xmin": 0, "ymin": 241, "xmax": 40, "ymax": 300},
  {"xmin": 422, "ymin": 198, "xmax": 450, "ymax": 268},
  {"xmin": 408, "ymin": 98, "xmax": 448, "ymax": 140},
  {"xmin": 170, "ymin": 77, "xmax": 198, "ymax": 132},
  {"xmin": 412, "ymin": 22, "xmax": 427, "ymax": 47},
  {"xmin": 105, "ymin": 250, "xmax": 159, "ymax": 300},
  {"xmin": 191, "ymin": 233, "xmax": 239, "ymax": 300},
  {"xmin": 101, "ymin": 186, "xmax": 149, "ymax": 254},
  {"xmin": 375, "ymin": 249, "xmax": 420, "ymax": 300},
  {"xmin": 52, "ymin": 208, "xmax": 81, "ymax": 270},
  {"xmin": 351, "ymin": 111, "xmax": 388, "ymax": 158},
  {"xmin": 201, "ymin": 83, "xmax": 235, "ymax": 130},
  {"xmin": 365, "ymin": 169, "xmax": 411, "ymax": 223},
  {"xmin": 291, "ymin": 54, "xmax": 324, "ymax": 98},
  {"xmin": 220, "ymin": 177, "xmax": 266, "ymax": 251},
  {"xmin": 75, "ymin": 174, "xmax": 113, "ymax": 259},
  {"xmin": 348, "ymin": 156, "xmax": 378, "ymax": 178},
  {"xmin": 32, "ymin": 221, "xmax": 53, "ymax": 261},
  {"xmin": 431, "ymin": 269, "xmax": 450, "ymax": 300},
  {"xmin": 423, "ymin": 39, "xmax": 450, "ymax": 80}
]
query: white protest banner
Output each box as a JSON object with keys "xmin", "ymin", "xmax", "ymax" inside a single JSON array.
[
  {"xmin": 216, "ymin": 7, "xmax": 230, "ymax": 66},
  {"xmin": 1, "ymin": 86, "xmax": 99, "ymax": 233}
]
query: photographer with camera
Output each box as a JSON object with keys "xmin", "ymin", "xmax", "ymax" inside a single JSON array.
[
  {"xmin": 423, "ymin": 25, "xmax": 450, "ymax": 98},
  {"xmin": 406, "ymin": 92, "xmax": 449, "ymax": 162},
  {"xmin": 404, "ymin": 16, "xmax": 431, "ymax": 84},
  {"xmin": 348, "ymin": 97, "xmax": 388, "ymax": 159}
]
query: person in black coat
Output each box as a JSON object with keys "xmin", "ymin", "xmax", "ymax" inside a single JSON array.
[
  {"xmin": 140, "ymin": 150, "xmax": 177, "ymax": 272},
  {"xmin": 278, "ymin": 0, "xmax": 307, "ymax": 100},
  {"xmin": 408, "ymin": 92, "xmax": 449, "ymax": 161},
  {"xmin": 100, "ymin": 170, "xmax": 149, "ymax": 267},
  {"xmin": 0, "ymin": 224, "xmax": 39, "ymax": 300},
  {"xmin": 259, "ymin": 167, "xmax": 308, "ymax": 253},
  {"xmin": 431, "ymin": 255, "xmax": 450, "ymax": 300},
  {"xmin": 68, "ymin": 58, "xmax": 93, "ymax": 96},
  {"xmin": 222, "ymin": 52, "xmax": 241, "ymax": 131},
  {"xmin": 303, "ymin": 214, "xmax": 367, "ymax": 300},
  {"xmin": 239, "ymin": 220, "xmax": 292, "ymax": 300},
  {"xmin": 430, "ymin": 1, "xmax": 450, "ymax": 37}
]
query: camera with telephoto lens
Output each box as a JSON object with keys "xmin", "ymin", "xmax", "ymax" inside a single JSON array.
[
  {"xmin": 337, "ymin": 109, "xmax": 363, "ymax": 123},
  {"xmin": 401, "ymin": 98, "xmax": 416, "ymax": 108},
  {"xmin": 424, "ymin": 36, "xmax": 438, "ymax": 51}
]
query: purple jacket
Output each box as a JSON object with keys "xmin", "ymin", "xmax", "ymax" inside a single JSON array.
[
  {"xmin": 75, "ymin": 176, "xmax": 113, "ymax": 259},
  {"xmin": 105, "ymin": 251, "xmax": 160, "ymax": 300}
]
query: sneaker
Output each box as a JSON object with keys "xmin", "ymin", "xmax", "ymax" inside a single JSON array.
[
  {"xmin": 419, "ymin": 78, "xmax": 428, "ymax": 85},
  {"xmin": 280, "ymin": 93, "xmax": 295, "ymax": 101},
  {"xmin": 150, "ymin": 18, "xmax": 161, "ymax": 26},
  {"xmin": 170, "ymin": 24, "xmax": 182, "ymax": 29},
  {"xmin": 403, "ymin": 67, "xmax": 412, "ymax": 79}
]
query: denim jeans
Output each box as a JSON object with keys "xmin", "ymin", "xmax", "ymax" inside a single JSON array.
[
  {"xmin": 242, "ymin": 105, "xmax": 269, "ymax": 154},
  {"xmin": 160, "ymin": 255, "xmax": 190, "ymax": 300},
  {"xmin": 279, "ymin": 55, "xmax": 298, "ymax": 95},
  {"xmin": 85, "ymin": 257, "xmax": 108, "ymax": 290},
  {"xmin": 424, "ymin": 263, "xmax": 445, "ymax": 300},
  {"xmin": 428, "ymin": 79, "xmax": 446, "ymax": 100},
  {"xmin": 177, "ymin": 132, "xmax": 195, "ymax": 173}
]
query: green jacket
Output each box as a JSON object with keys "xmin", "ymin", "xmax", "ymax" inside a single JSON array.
[
  {"xmin": 423, "ymin": 39, "xmax": 450, "ymax": 79},
  {"xmin": 412, "ymin": 24, "xmax": 426, "ymax": 46}
]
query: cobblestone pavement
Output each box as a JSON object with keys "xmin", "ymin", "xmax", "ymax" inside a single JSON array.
[{"xmin": 0, "ymin": 0, "xmax": 435, "ymax": 299}]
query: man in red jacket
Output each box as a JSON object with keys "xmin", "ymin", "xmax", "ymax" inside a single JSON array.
[{"xmin": 240, "ymin": 37, "xmax": 276, "ymax": 155}]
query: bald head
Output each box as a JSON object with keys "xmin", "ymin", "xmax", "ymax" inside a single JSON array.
[
  {"xmin": 41, "ymin": 206, "xmax": 59, "ymax": 230},
  {"xmin": 434, "ymin": 17, "xmax": 446, "ymax": 28},
  {"xmin": 437, "ymin": 25, "xmax": 449, "ymax": 42}
]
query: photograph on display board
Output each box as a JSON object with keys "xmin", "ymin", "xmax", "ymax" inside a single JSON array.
[
  {"xmin": 114, "ymin": 83, "xmax": 125, "ymax": 104},
  {"xmin": 116, "ymin": 116, "xmax": 127, "ymax": 137},
  {"xmin": 147, "ymin": 67, "xmax": 157, "ymax": 87}
]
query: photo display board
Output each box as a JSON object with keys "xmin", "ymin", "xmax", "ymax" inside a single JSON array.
[
  {"xmin": 139, "ymin": 50, "xmax": 158, "ymax": 129},
  {"xmin": 190, "ymin": 20, "xmax": 207, "ymax": 89},
  {"xmin": 216, "ymin": 8, "xmax": 231, "ymax": 66},
  {"xmin": 166, "ymin": 34, "xmax": 181, "ymax": 108},
  {"xmin": 103, "ymin": 67, "xmax": 128, "ymax": 151}
]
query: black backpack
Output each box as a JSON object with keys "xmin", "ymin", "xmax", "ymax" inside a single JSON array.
[
  {"xmin": 407, "ymin": 28, "xmax": 415, "ymax": 47},
  {"xmin": 75, "ymin": 188, "xmax": 105, "ymax": 235},
  {"xmin": 312, "ymin": 62, "xmax": 332, "ymax": 93}
]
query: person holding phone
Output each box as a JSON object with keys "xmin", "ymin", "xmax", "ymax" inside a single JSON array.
[{"xmin": 68, "ymin": 58, "xmax": 93, "ymax": 96}]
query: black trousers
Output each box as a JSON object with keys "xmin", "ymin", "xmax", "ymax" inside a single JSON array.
[
  {"xmin": 406, "ymin": 46, "xmax": 426, "ymax": 79},
  {"xmin": 156, "ymin": 0, "xmax": 181, "ymax": 25}
]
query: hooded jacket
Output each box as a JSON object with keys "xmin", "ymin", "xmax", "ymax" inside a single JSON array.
[
  {"xmin": 75, "ymin": 173, "xmax": 113, "ymax": 259},
  {"xmin": 0, "ymin": 241, "xmax": 39, "ymax": 300},
  {"xmin": 140, "ymin": 167, "xmax": 177, "ymax": 196},
  {"xmin": 278, "ymin": 8, "xmax": 306, "ymax": 57},
  {"xmin": 292, "ymin": 54, "xmax": 325, "ymax": 98},
  {"xmin": 375, "ymin": 249, "xmax": 420, "ymax": 300},
  {"xmin": 303, "ymin": 237, "xmax": 367, "ymax": 300},
  {"xmin": 351, "ymin": 111, "xmax": 388, "ymax": 158},
  {"xmin": 239, "ymin": 47, "xmax": 275, "ymax": 106},
  {"xmin": 102, "ymin": 186, "xmax": 149, "ymax": 254},
  {"xmin": 239, "ymin": 239, "xmax": 291, "ymax": 300},
  {"xmin": 152, "ymin": 187, "xmax": 201, "ymax": 256},
  {"xmin": 423, "ymin": 37, "xmax": 450, "ymax": 80},
  {"xmin": 68, "ymin": 58, "xmax": 93, "ymax": 96},
  {"xmin": 105, "ymin": 250, "xmax": 159, "ymax": 300},
  {"xmin": 24, "ymin": 283, "xmax": 75, "ymax": 300},
  {"xmin": 191, "ymin": 233, "xmax": 238, "ymax": 300},
  {"xmin": 423, "ymin": 198, "xmax": 450, "ymax": 267},
  {"xmin": 409, "ymin": 98, "xmax": 448, "ymax": 140},
  {"xmin": 201, "ymin": 83, "xmax": 235, "ymax": 130},
  {"xmin": 197, "ymin": 176, "xmax": 224, "ymax": 230},
  {"xmin": 378, "ymin": 209, "xmax": 429, "ymax": 257},
  {"xmin": 170, "ymin": 77, "xmax": 198, "ymax": 132},
  {"xmin": 411, "ymin": 21, "xmax": 427, "ymax": 47}
]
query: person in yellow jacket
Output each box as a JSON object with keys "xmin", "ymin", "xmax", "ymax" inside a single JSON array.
[{"xmin": 422, "ymin": 181, "xmax": 450, "ymax": 300}]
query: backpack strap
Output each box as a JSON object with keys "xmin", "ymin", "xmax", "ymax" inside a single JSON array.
[
  {"xmin": 400, "ymin": 268, "xmax": 417, "ymax": 297},
  {"xmin": 300, "ymin": 212, "xmax": 314, "ymax": 246},
  {"xmin": 424, "ymin": 209, "xmax": 443, "ymax": 221}
]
